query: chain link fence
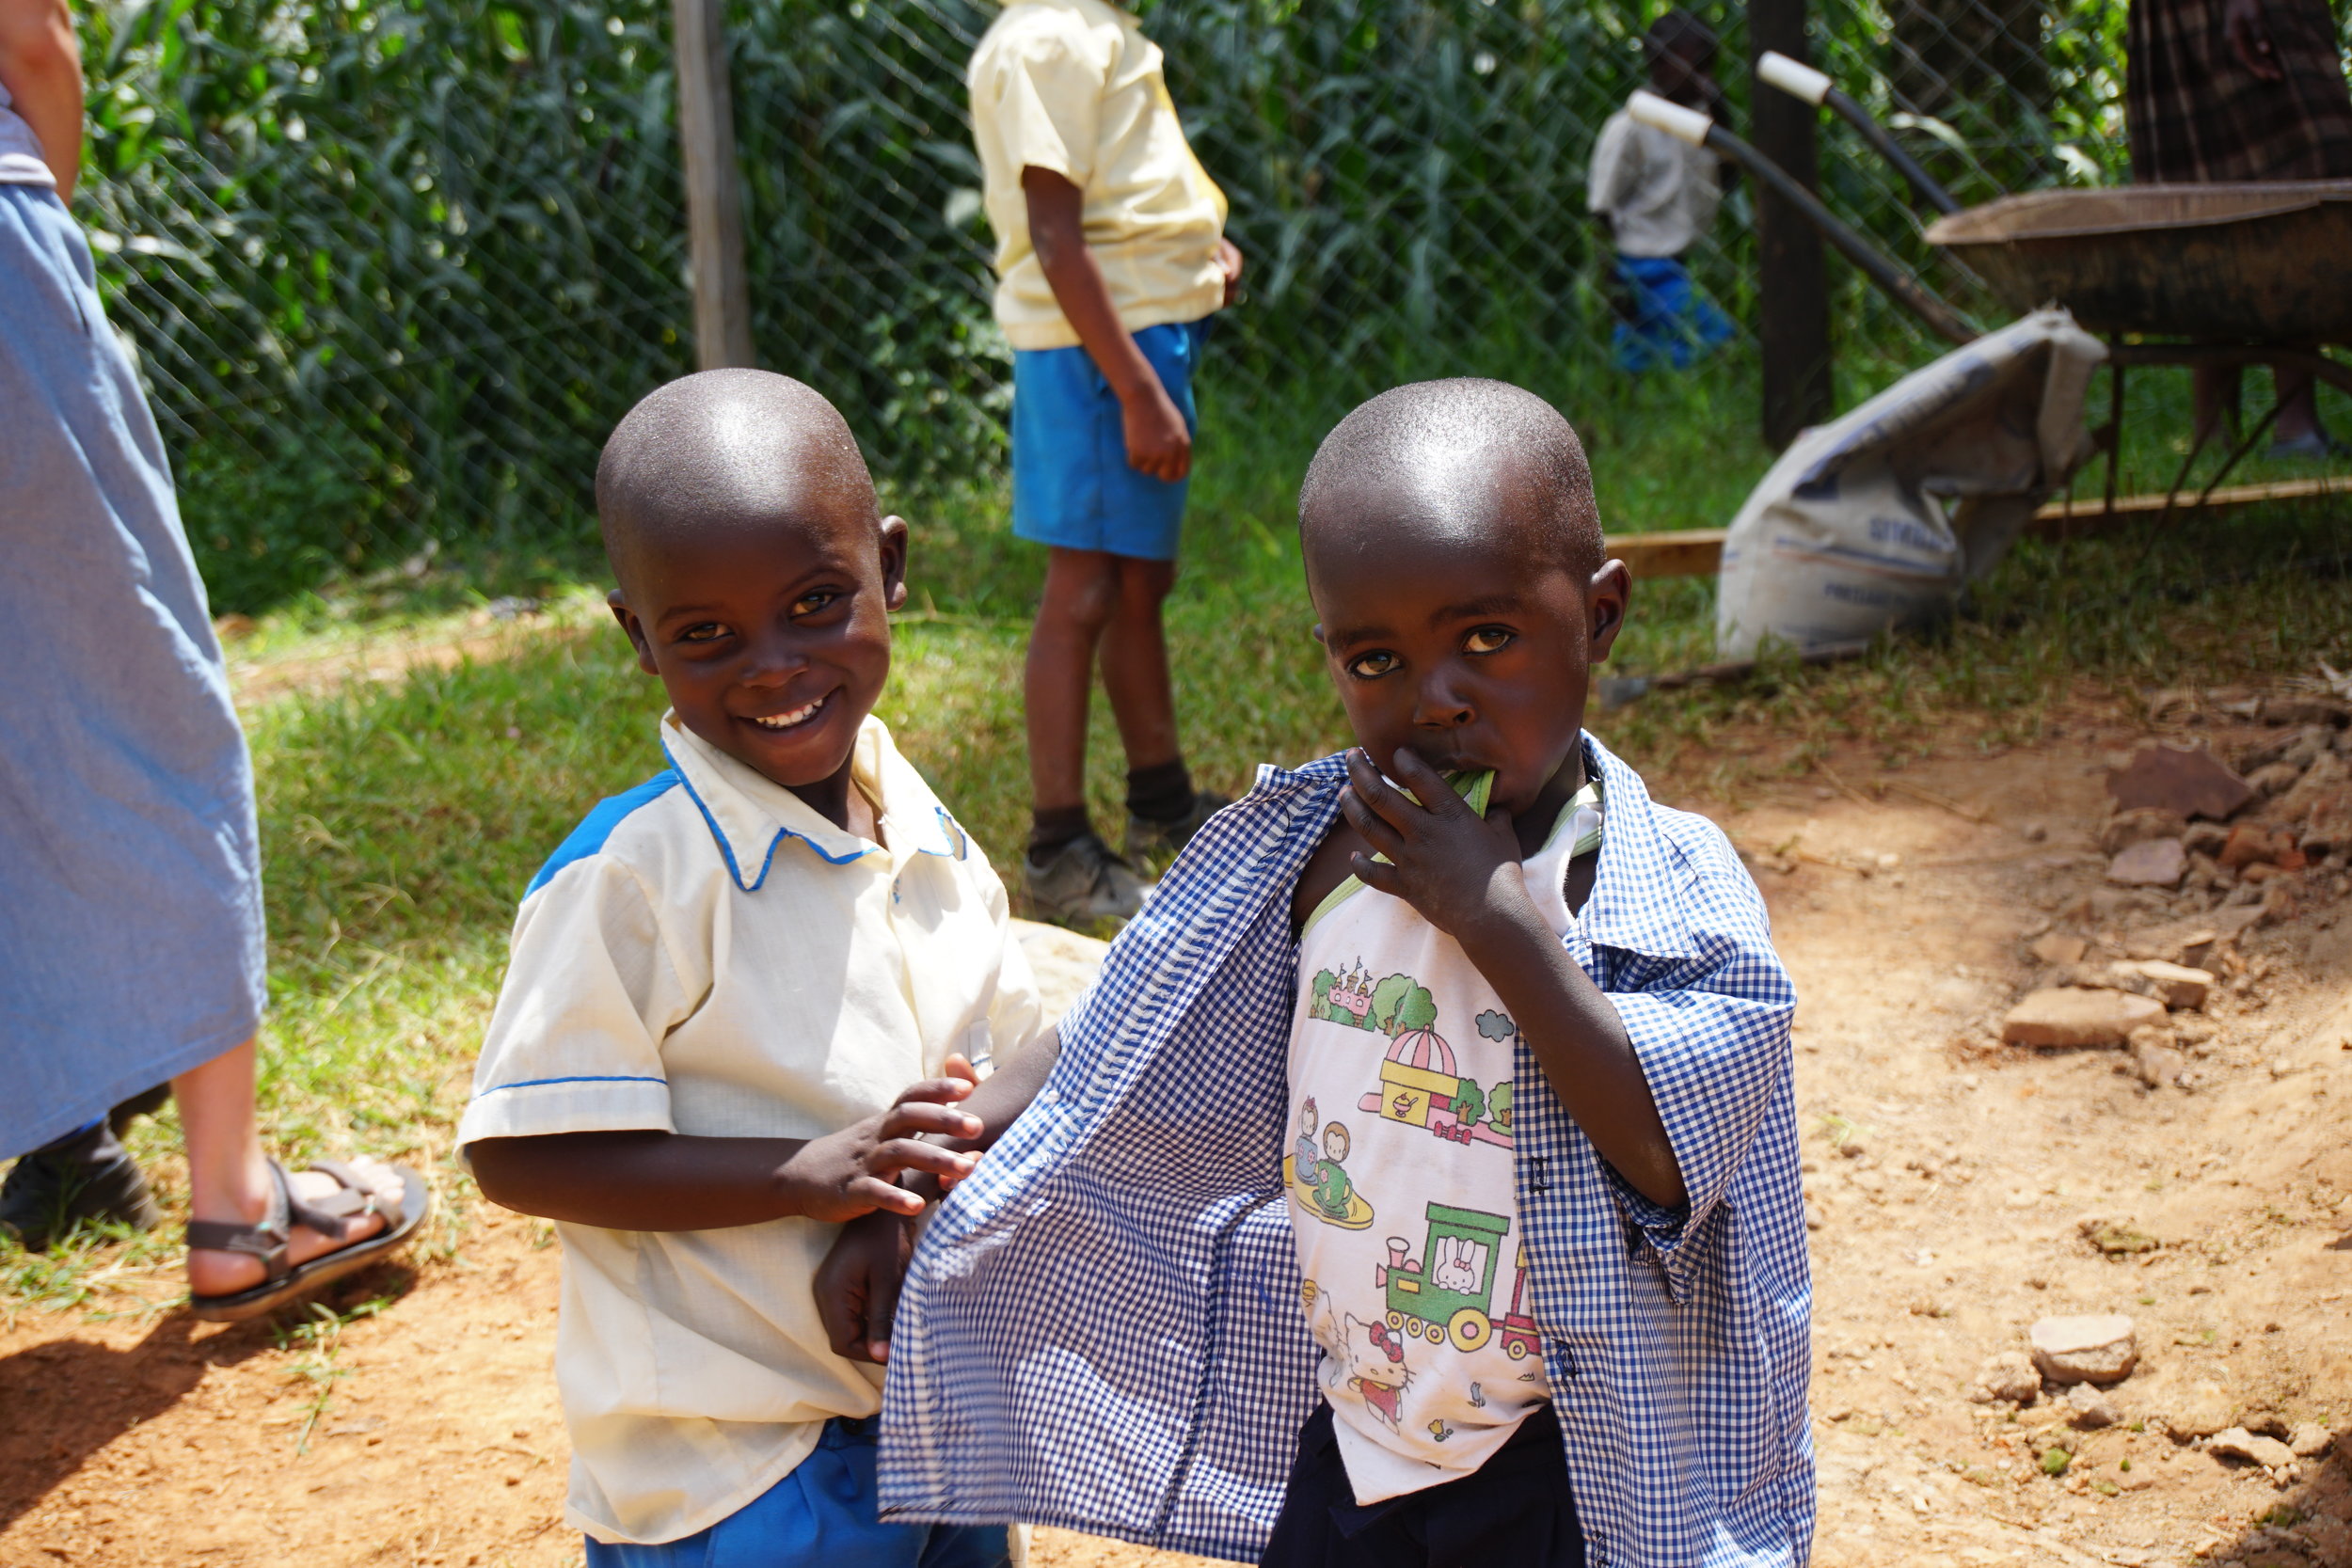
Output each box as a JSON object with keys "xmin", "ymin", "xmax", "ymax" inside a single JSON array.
[{"xmin": 77, "ymin": 0, "xmax": 2151, "ymax": 609}]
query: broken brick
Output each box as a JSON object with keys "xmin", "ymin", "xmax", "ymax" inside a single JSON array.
[{"xmin": 2105, "ymin": 744, "xmax": 2252, "ymax": 821}]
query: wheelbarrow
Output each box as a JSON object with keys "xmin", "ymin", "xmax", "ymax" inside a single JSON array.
[{"xmin": 1733, "ymin": 56, "xmax": 2352, "ymax": 509}]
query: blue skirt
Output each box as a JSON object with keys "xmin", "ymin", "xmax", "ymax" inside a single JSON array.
[{"xmin": 0, "ymin": 184, "xmax": 265, "ymax": 1158}]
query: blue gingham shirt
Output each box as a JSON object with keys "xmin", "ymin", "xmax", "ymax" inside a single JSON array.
[{"xmin": 880, "ymin": 736, "xmax": 1813, "ymax": 1567}]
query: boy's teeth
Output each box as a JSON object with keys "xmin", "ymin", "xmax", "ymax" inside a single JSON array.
[{"xmin": 752, "ymin": 699, "xmax": 821, "ymax": 729}]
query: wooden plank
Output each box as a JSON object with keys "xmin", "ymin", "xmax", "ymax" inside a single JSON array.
[
  {"xmin": 1611, "ymin": 473, "xmax": 2351, "ymax": 579},
  {"xmin": 672, "ymin": 0, "xmax": 755, "ymax": 371},
  {"xmin": 1614, "ymin": 530, "xmax": 1729, "ymax": 578},
  {"xmin": 2030, "ymin": 473, "xmax": 2352, "ymax": 528}
]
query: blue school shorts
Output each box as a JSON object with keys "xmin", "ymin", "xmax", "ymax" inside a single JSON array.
[
  {"xmin": 1009, "ymin": 314, "xmax": 1213, "ymax": 562},
  {"xmin": 583, "ymin": 1417, "xmax": 1010, "ymax": 1568},
  {"xmin": 1612, "ymin": 254, "xmax": 1734, "ymax": 373}
]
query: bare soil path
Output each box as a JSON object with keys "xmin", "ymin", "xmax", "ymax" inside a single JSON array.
[{"xmin": 6, "ymin": 698, "xmax": 2349, "ymax": 1568}]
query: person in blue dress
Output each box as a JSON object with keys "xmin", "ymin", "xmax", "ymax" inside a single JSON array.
[{"xmin": 0, "ymin": 0, "xmax": 426, "ymax": 1318}]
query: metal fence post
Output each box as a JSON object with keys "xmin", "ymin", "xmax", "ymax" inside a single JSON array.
[
  {"xmin": 1749, "ymin": 0, "xmax": 1835, "ymax": 448},
  {"xmin": 673, "ymin": 0, "xmax": 755, "ymax": 371}
]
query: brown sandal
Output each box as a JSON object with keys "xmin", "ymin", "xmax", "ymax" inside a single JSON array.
[{"xmin": 185, "ymin": 1158, "xmax": 430, "ymax": 1323}]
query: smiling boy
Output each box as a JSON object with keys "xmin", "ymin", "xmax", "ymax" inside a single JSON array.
[
  {"xmin": 459, "ymin": 370, "xmax": 1039, "ymax": 1567},
  {"xmin": 824, "ymin": 380, "xmax": 1811, "ymax": 1567}
]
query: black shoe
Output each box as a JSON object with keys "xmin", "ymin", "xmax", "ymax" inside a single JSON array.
[
  {"xmin": 0, "ymin": 1122, "xmax": 162, "ymax": 1253},
  {"xmin": 110, "ymin": 1084, "xmax": 171, "ymax": 1135},
  {"xmin": 1024, "ymin": 832, "xmax": 1148, "ymax": 924},
  {"xmin": 1126, "ymin": 790, "xmax": 1232, "ymax": 865}
]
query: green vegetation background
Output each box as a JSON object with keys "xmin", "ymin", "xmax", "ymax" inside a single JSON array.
[{"xmin": 74, "ymin": 0, "xmax": 2149, "ymax": 611}]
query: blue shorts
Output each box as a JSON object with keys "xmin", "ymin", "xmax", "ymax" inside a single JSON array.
[
  {"xmin": 1611, "ymin": 254, "xmax": 1734, "ymax": 373},
  {"xmin": 584, "ymin": 1418, "xmax": 1010, "ymax": 1568},
  {"xmin": 1009, "ymin": 315, "xmax": 1212, "ymax": 562}
]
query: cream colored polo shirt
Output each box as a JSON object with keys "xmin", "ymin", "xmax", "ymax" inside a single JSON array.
[
  {"xmin": 967, "ymin": 0, "xmax": 1228, "ymax": 349},
  {"xmin": 457, "ymin": 712, "xmax": 1044, "ymax": 1545}
]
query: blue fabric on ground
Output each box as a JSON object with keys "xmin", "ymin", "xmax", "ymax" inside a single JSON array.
[
  {"xmin": 583, "ymin": 1418, "xmax": 1010, "ymax": 1568},
  {"xmin": 0, "ymin": 185, "xmax": 265, "ymax": 1160},
  {"xmin": 1612, "ymin": 254, "xmax": 1734, "ymax": 372},
  {"xmin": 1009, "ymin": 315, "xmax": 1211, "ymax": 562}
]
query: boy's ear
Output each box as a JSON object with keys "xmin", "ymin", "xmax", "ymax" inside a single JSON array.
[
  {"xmin": 1585, "ymin": 561, "xmax": 1632, "ymax": 664},
  {"xmin": 609, "ymin": 590, "xmax": 660, "ymax": 676},
  {"xmin": 879, "ymin": 515, "xmax": 911, "ymax": 613},
  {"xmin": 1311, "ymin": 622, "xmax": 1327, "ymax": 647}
]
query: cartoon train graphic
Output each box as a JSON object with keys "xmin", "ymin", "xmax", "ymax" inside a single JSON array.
[
  {"xmin": 1359, "ymin": 1025, "xmax": 1512, "ymax": 1148},
  {"xmin": 1376, "ymin": 1204, "xmax": 1542, "ymax": 1359}
]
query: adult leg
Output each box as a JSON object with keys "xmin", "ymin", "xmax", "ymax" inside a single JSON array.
[
  {"xmin": 178, "ymin": 1039, "xmax": 404, "ymax": 1298},
  {"xmin": 2267, "ymin": 364, "xmax": 2340, "ymax": 455},
  {"xmin": 2191, "ymin": 362, "xmax": 2242, "ymax": 451}
]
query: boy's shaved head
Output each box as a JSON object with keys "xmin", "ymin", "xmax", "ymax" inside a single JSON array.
[
  {"xmin": 1297, "ymin": 379, "xmax": 1603, "ymax": 583},
  {"xmin": 596, "ymin": 369, "xmax": 879, "ymax": 592}
]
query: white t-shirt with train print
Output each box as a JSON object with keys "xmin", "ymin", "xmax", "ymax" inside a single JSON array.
[{"xmin": 1285, "ymin": 771, "xmax": 1602, "ymax": 1505}]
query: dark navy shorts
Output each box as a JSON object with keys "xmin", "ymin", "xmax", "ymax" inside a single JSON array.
[
  {"xmin": 1009, "ymin": 314, "xmax": 1212, "ymax": 562},
  {"xmin": 1259, "ymin": 1401, "xmax": 1584, "ymax": 1568}
]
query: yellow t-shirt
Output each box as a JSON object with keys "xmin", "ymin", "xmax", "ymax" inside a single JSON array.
[
  {"xmin": 966, "ymin": 0, "xmax": 1228, "ymax": 349},
  {"xmin": 456, "ymin": 713, "xmax": 1045, "ymax": 1545}
]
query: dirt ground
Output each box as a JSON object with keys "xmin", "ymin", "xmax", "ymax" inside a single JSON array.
[{"xmin": 6, "ymin": 686, "xmax": 2350, "ymax": 1568}]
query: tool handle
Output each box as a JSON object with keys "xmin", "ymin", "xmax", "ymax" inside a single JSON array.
[
  {"xmin": 1627, "ymin": 89, "xmax": 1712, "ymax": 147},
  {"xmin": 1757, "ymin": 51, "xmax": 1832, "ymax": 105},
  {"xmin": 1629, "ymin": 93, "xmax": 1975, "ymax": 345},
  {"xmin": 1754, "ymin": 52, "xmax": 1963, "ymax": 215}
]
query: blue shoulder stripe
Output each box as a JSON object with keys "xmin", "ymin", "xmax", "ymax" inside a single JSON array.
[{"xmin": 525, "ymin": 771, "xmax": 682, "ymax": 897}]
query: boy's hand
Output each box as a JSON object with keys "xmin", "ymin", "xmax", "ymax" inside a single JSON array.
[
  {"xmin": 816, "ymin": 1209, "xmax": 915, "ymax": 1364},
  {"xmin": 778, "ymin": 1069, "xmax": 984, "ymax": 1222},
  {"xmin": 1216, "ymin": 236, "xmax": 1245, "ymax": 308},
  {"xmin": 1120, "ymin": 381, "xmax": 1193, "ymax": 483},
  {"xmin": 1341, "ymin": 746, "xmax": 1532, "ymax": 942}
]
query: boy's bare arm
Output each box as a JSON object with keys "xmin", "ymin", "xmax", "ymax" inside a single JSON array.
[
  {"xmin": 0, "ymin": 0, "xmax": 83, "ymax": 198},
  {"xmin": 814, "ymin": 1026, "xmax": 1062, "ymax": 1362},
  {"xmin": 1337, "ymin": 747, "xmax": 1688, "ymax": 1209},
  {"xmin": 470, "ymin": 1070, "xmax": 986, "ymax": 1230},
  {"xmin": 1022, "ymin": 166, "xmax": 1192, "ymax": 482}
]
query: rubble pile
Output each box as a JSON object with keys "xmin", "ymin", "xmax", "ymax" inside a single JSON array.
[{"xmin": 1999, "ymin": 688, "xmax": 2352, "ymax": 1074}]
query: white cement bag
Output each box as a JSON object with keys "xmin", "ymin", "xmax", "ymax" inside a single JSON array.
[{"xmin": 1715, "ymin": 307, "xmax": 2106, "ymax": 657}]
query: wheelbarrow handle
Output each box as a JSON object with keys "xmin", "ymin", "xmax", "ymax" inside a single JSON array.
[
  {"xmin": 1756, "ymin": 52, "xmax": 1962, "ymax": 216},
  {"xmin": 1627, "ymin": 90, "xmax": 1977, "ymax": 346}
]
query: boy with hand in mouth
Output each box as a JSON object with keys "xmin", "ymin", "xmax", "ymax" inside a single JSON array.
[
  {"xmin": 461, "ymin": 370, "xmax": 1041, "ymax": 1568},
  {"xmin": 824, "ymin": 380, "xmax": 1811, "ymax": 1567}
]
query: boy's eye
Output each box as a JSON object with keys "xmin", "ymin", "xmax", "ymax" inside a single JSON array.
[
  {"xmin": 1345, "ymin": 650, "xmax": 1400, "ymax": 679},
  {"xmin": 677, "ymin": 622, "xmax": 730, "ymax": 644},
  {"xmin": 793, "ymin": 589, "xmax": 842, "ymax": 616},
  {"xmin": 1463, "ymin": 626, "xmax": 1515, "ymax": 655}
]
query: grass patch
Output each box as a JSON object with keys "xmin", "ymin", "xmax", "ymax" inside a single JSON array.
[{"xmin": 5, "ymin": 349, "xmax": 2348, "ymax": 1317}]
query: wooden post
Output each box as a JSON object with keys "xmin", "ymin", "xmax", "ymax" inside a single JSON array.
[
  {"xmin": 672, "ymin": 0, "xmax": 755, "ymax": 371},
  {"xmin": 1748, "ymin": 0, "xmax": 1834, "ymax": 448}
]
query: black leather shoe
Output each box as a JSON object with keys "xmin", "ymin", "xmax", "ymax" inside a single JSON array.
[{"xmin": 0, "ymin": 1121, "xmax": 162, "ymax": 1253}]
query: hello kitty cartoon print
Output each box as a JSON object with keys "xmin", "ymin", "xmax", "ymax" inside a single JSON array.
[{"xmin": 1284, "ymin": 773, "xmax": 1600, "ymax": 1505}]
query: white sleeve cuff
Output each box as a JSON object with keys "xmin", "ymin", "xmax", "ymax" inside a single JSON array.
[{"xmin": 455, "ymin": 1074, "xmax": 675, "ymax": 1148}]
